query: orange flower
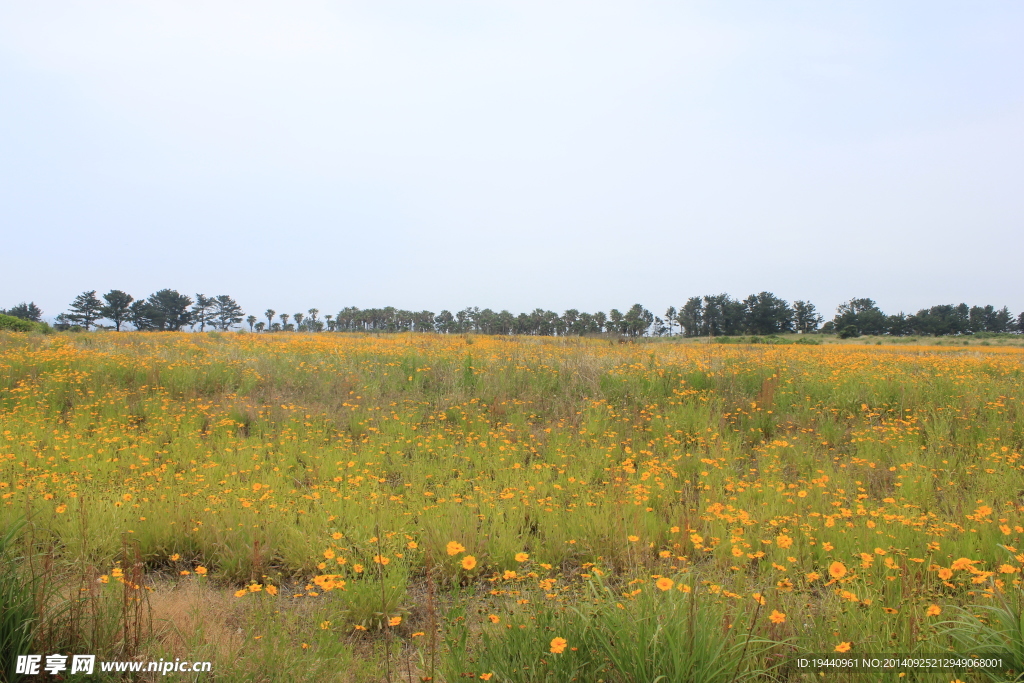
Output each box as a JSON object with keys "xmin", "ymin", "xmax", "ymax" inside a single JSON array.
[
  {"xmin": 389, "ymin": 616, "xmax": 402, "ymax": 626},
  {"xmin": 265, "ymin": 584, "xmax": 278, "ymax": 595},
  {"xmin": 926, "ymin": 604, "xmax": 942, "ymax": 617},
  {"xmin": 515, "ymin": 552, "xmax": 529, "ymax": 562},
  {"xmin": 195, "ymin": 566, "xmax": 208, "ymax": 575},
  {"xmin": 488, "ymin": 614, "xmax": 500, "ymax": 624},
  {"xmin": 829, "ymin": 562, "xmax": 847, "ymax": 580},
  {"xmin": 447, "ymin": 541, "xmax": 466, "ymax": 556},
  {"xmin": 937, "ymin": 567, "xmax": 953, "ymax": 580},
  {"xmin": 768, "ymin": 610, "xmax": 786, "ymax": 624},
  {"xmin": 656, "ymin": 577, "xmax": 674, "ymax": 591},
  {"xmin": 462, "ymin": 555, "xmax": 477, "ymax": 570},
  {"xmin": 549, "ymin": 637, "xmax": 568, "ymax": 654},
  {"xmin": 835, "ymin": 642, "xmax": 851, "ymax": 653}
]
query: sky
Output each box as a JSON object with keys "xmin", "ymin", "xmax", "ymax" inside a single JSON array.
[{"xmin": 2, "ymin": 1, "xmax": 1022, "ymax": 322}]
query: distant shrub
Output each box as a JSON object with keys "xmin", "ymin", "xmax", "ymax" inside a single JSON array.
[
  {"xmin": 0, "ymin": 313, "xmax": 35, "ymax": 332},
  {"xmin": 0, "ymin": 314, "xmax": 51, "ymax": 333},
  {"xmin": 838, "ymin": 325, "xmax": 860, "ymax": 339}
]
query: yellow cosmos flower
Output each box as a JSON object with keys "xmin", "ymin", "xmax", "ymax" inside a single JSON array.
[
  {"xmin": 549, "ymin": 637, "xmax": 568, "ymax": 654},
  {"xmin": 447, "ymin": 541, "xmax": 466, "ymax": 556}
]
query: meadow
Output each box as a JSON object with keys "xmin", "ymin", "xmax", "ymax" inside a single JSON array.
[{"xmin": 2, "ymin": 331, "xmax": 1023, "ymax": 682}]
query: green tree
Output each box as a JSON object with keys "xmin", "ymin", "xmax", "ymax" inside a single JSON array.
[
  {"xmin": 664, "ymin": 306, "xmax": 677, "ymax": 336},
  {"xmin": 2, "ymin": 302, "xmax": 42, "ymax": 322},
  {"xmin": 677, "ymin": 298, "xmax": 703, "ymax": 337},
  {"xmin": 791, "ymin": 300, "xmax": 822, "ymax": 333},
  {"xmin": 212, "ymin": 295, "xmax": 244, "ymax": 330},
  {"xmin": 100, "ymin": 290, "xmax": 134, "ymax": 331},
  {"xmin": 67, "ymin": 290, "xmax": 104, "ymax": 330},
  {"xmin": 191, "ymin": 294, "xmax": 215, "ymax": 332},
  {"xmin": 834, "ymin": 298, "xmax": 887, "ymax": 336},
  {"xmin": 608, "ymin": 309, "xmax": 624, "ymax": 334},
  {"xmin": 623, "ymin": 304, "xmax": 653, "ymax": 337},
  {"xmin": 265, "ymin": 309, "xmax": 276, "ymax": 330},
  {"xmin": 128, "ymin": 300, "xmax": 157, "ymax": 330},
  {"xmin": 246, "ymin": 315, "xmax": 257, "ymax": 332},
  {"xmin": 146, "ymin": 289, "xmax": 193, "ymax": 330},
  {"xmin": 743, "ymin": 292, "xmax": 793, "ymax": 334}
]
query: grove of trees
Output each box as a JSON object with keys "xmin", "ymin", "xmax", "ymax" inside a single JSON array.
[{"xmin": 2, "ymin": 292, "xmax": 1022, "ymax": 338}]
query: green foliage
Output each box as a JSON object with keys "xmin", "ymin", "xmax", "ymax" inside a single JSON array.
[
  {"xmin": 838, "ymin": 324, "xmax": 861, "ymax": 339},
  {"xmin": 937, "ymin": 586, "xmax": 1024, "ymax": 681},
  {"xmin": 0, "ymin": 519, "xmax": 34, "ymax": 683},
  {"xmin": 0, "ymin": 313, "xmax": 36, "ymax": 332},
  {"xmin": 1, "ymin": 302, "xmax": 42, "ymax": 322},
  {"xmin": 100, "ymin": 290, "xmax": 134, "ymax": 331}
]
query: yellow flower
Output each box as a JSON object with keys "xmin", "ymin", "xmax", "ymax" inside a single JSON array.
[
  {"xmin": 480, "ymin": 675, "xmax": 493, "ymax": 681},
  {"xmin": 266, "ymin": 585, "xmax": 278, "ymax": 595},
  {"xmin": 999, "ymin": 564, "xmax": 1018, "ymax": 574},
  {"xmin": 937, "ymin": 567, "xmax": 953, "ymax": 580},
  {"xmin": 323, "ymin": 549, "xmax": 335, "ymax": 559},
  {"xmin": 234, "ymin": 589, "xmax": 247, "ymax": 597},
  {"xmin": 320, "ymin": 621, "xmax": 331, "ymax": 630},
  {"xmin": 55, "ymin": 504, "xmax": 67, "ymax": 514},
  {"xmin": 549, "ymin": 637, "xmax": 568, "ymax": 654},
  {"xmin": 373, "ymin": 555, "xmax": 390, "ymax": 565},
  {"xmin": 926, "ymin": 604, "xmax": 942, "ymax": 617},
  {"xmin": 806, "ymin": 572, "xmax": 821, "ymax": 582},
  {"xmin": 515, "ymin": 552, "xmax": 529, "ymax": 562},
  {"xmin": 503, "ymin": 570, "xmax": 517, "ymax": 580},
  {"xmin": 389, "ymin": 616, "xmax": 402, "ymax": 626},
  {"xmin": 353, "ymin": 564, "xmax": 364, "ymax": 573},
  {"xmin": 447, "ymin": 541, "xmax": 466, "ymax": 556},
  {"xmin": 835, "ymin": 642, "xmax": 851, "ymax": 653},
  {"xmin": 656, "ymin": 577, "xmax": 674, "ymax": 591},
  {"xmin": 752, "ymin": 593, "xmax": 766, "ymax": 605},
  {"xmin": 169, "ymin": 553, "xmax": 181, "ymax": 562},
  {"xmin": 488, "ymin": 614, "xmax": 500, "ymax": 624},
  {"xmin": 407, "ymin": 541, "xmax": 418, "ymax": 549},
  {"xmin": 627, "ymin": 535, "xmax": 640, "ymax": 542},
  {"xmin": 462, "ymin": 555, "xmax": 477, "ymax": 571},
  {"xmin": 769, "ymin": 610, "xmax": 786, "ymax": 624},
  {"xmin": 776, "ymin": 535, "xmax": 793, "ymax": 549},
  {"xmin": 195, "ymin": 566, "xmax": 207, "ymax": 575},
  {"xmin": 829, "ymin": 562, "xmax": 847, "ymax": 580}
]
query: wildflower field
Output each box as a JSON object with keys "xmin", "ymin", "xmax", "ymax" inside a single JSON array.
[{"xmin": 2, "ymin": 331, "xmax": 1024, "ymax": 681}]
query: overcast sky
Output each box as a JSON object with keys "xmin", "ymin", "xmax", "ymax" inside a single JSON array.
[{"xmin": 2, "ymin": 1, "xmax": 1022, "ymax": 322}]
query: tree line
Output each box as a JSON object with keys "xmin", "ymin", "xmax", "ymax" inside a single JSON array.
[{"xmin": 2, "ymin": 290, "xmax": 1023, "ymax": 338}]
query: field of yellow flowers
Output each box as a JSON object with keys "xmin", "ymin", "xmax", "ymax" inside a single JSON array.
[{"xmin": 2, "ymin": 331, "xmax": 1023, "ymax": 681}]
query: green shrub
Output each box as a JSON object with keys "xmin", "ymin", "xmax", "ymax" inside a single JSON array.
[{"xmin": 0, "ymin": 314, "xmax": 34, "ymax": 332}]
